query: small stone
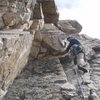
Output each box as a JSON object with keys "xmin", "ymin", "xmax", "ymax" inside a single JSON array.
[
  {"xmin": 88, "ymin": 83, "xmax": 97, "ymax": 90},
  {"xmin": 82, "ymin": 73, "xmax": 91, "ymax": 84},
  {"xmin": 61, "ymin": 82, "xmax": 76, "ymax": 91},
  {"xmin": 61, "ymin": 82, "xmax": 77, "ymax": 98}
]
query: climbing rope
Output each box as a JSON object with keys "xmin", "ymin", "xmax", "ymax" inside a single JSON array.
[{"xmin": 74, "ymin": 66, "xmax": 86, "ymax": 100}]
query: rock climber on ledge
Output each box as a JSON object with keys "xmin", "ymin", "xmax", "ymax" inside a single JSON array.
[{"xmin": 66, "ymin": 36, "xmax": 89, "ymax": 73}]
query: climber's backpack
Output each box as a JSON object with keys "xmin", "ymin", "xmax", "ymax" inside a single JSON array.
[{"xmin": 70, "ymin": 44, "xmax": 83, "ymax": 55}]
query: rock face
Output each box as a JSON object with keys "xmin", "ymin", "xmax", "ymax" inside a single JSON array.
[
  {"xmin": 0, "ymin": 30, "xmax": 34, "ymax": 99},
  {"xmin": 3, "ymin": 59, "xmax": 67, "ymax": 100},
  {"xmin": 38, "ymin": 24, "xmax": 67, "ymax": 58},
  {"xmin": 56, "ymin": 20, "xmax": 82, "ymax": 34},
  {"xmin": 0, "ymin": 0, "xmax": 59, "ymax": 99},
  {"xmin": 0, "ymin": 0, "xmax": 38, "ymax": 99},
  {"xmin": 0, "ymin": 0, "xmax": 100, "ymax": 100},
  {"xmin": 37, "ymin": 0, "xmax": 59, "ymax": 24}
]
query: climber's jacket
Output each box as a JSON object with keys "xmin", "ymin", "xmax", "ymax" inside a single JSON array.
[{"xmin": 66, "ymin": 38, "xmax": 83, "ymax": 55}]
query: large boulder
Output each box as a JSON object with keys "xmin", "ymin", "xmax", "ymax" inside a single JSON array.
[
  {"xmin": 2, "ymin": 11, "xmax": 21, "ymax": 29},
  {"xmin": 38, "ymin": 24, "xmax": 68, "ymax": 58},
  {"xmin": 56, "ymin": 20, "xmax": 82, "ymax": 34}
]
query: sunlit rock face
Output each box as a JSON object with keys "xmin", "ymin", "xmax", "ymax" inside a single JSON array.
[
  {"xmin": 0, "ymin": 0, "xmax": 37, "ymax": 99},
  {"xmin": 0, "ymin": 30, "xmax": 34, "ymax": 99},
  {"xmin": 0, "ymin": 0, "xmax": 100, "ymax": 100}
]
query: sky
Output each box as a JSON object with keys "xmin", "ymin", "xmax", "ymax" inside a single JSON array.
[{"xmin": 55, "ymin": 0, "xmax": 100, "ymax": 39}]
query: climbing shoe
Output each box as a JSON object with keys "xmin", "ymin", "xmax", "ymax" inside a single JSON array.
[{"xmin": 78, "ymin": 65, "xmax": 88, "ymax": 73}]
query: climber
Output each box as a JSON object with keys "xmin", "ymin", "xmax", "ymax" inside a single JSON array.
[{"xmin": 66, "ymin": 37, "xmax": 88, "ymax": 73}]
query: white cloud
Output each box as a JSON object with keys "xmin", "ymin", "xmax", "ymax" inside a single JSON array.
[
  {"xmin": 55, "ymin": 0, "xmax": 82, "ymax": 9},
  {"xmin": 55, "ymin": 0, "xmax": 100, "ymax": 39}
]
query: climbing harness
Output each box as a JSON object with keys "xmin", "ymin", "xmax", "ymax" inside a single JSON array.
[
  {"xmin": 70, "ymin": 44, "xmax": 83, "ymax": 56},
  {"xmin": 74, "ymin": 66, "xmax": 86, "ymax": 100}
]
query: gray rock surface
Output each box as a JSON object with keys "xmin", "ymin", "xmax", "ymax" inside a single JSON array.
[
  {"xmin": 0, "ymin": 0, "xmax": 100, "ymax": 100},
  {"xmin": 3, "ymin": 35, "xmax": 100, "ymax": 100},
  {"xmin": 0, "ymin": 30, "xmax": 34, "ymax": 99},
  {"xmin": 56, "ymin": 20, "xmax": 82, "ymax": 34},
  {"xmin": 3, "ymin": 59, "xmax": 67, "ymax": 100},
  {"xmin": 38, "ymin": 0, "xmax": 59, "ymax": 24}
]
